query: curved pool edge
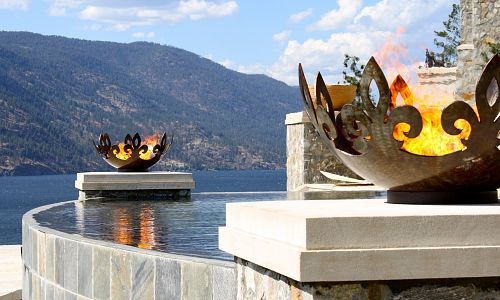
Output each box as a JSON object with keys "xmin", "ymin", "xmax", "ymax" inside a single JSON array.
[{"xmin": 22, "ymin": 200, "xmax": 236, "ymax": 300}]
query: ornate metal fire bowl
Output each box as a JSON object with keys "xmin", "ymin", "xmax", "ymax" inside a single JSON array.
[
  {"xmin": 298, "ymin": 55, "xmax": 500, "ymax": 204},
  {"xmin": 94, "ymin": 133, "xmax": 172, "ymax": 172}
]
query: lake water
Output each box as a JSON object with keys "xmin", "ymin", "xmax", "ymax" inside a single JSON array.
[{"xmin": 0, "ymin": 169, "xmax": 286, "ymax": 245}]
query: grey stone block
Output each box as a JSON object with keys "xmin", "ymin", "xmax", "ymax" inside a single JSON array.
[
  {"xmin": 93, "ymin": 246, "xmax": 110, "ymax": 300},
  {"xmin": 38, "ymin": 232, "xmax": 46, "ymax": 277},
  {"xmin": 212, "ymin": 266, "xmax": 236, "ymax": 300},
  {"xmin": 155, "ymin": 258, "xmax": 181, "ymax": 300},
  {"xmin": 110, "ymin": 249, "xmax": 131, "ymax": 300},
  {"xmin": 55, "ymin": 237, "xmax": 65, "ymax": 286},
  {"xmin": 181, "ymin": 261, "xmax": 212, "ymax": 300},
  {"xmin": 78, "ymin": 243, "xmax": 93, "ymax": 298},
  {"xmin": 65, "ymin": 291, "xmax": 77, "ymax": 300},
  {"xmin": 46, "ymin": 282, "xmax": 55, "ymax": 300},
  {"xmin": 46, "ymin": 235, "xmax": 56, "ymax": 282},
  {"xmin": 131, "ymin": 254, "xmax": 154, "ymax": 300},
  {"xmin": 31, "ymin": 274, "xmax": 41, "ymax": 300},
  {"xmin": 23, "ymin": 267, "xmax": 31, "ymax": 300},
  {"xmin": 31, "ymin": 228, "xmax": 38, "ymax": 274},
  {"xmin": 64, "ymin": 239, "xmax": 78, "ymax": 293},
  {"xmin": 24, "ymin": 225, "xmax": 32, "ymax": 269},
  {"xmin": 54, "ymin": 286, "xmax": 65, "ymax": 300}
]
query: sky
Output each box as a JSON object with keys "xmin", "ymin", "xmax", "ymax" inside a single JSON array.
[{"xmin": 0, "ymin": 0, "xmax": 458, "ymax": 85}]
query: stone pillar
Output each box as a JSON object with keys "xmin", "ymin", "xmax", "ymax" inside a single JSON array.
[
  {"xmin": 285, "ymin": 112, "xmax": 358, "ymax": 191},
  {"xmin": 456, "ymin": 0, "xmax": 499, "ymax": 104}
]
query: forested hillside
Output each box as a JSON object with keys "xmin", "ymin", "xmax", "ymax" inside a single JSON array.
[{"xmin": 0, "ymin": 31, "xmax": 302, "ymax": 175}]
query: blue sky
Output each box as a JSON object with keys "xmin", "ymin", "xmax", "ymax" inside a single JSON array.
[{"xmin": 0, "ymin": 0, "xmax": 457, "ymax": 85}]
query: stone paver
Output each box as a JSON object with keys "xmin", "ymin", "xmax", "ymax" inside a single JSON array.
[{"xmin": 0, "ymin": 245, "xmax": 22, "ymax": 300}]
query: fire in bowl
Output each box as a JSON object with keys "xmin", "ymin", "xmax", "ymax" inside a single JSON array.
[
  {"xmin": 94, "ymin": 132, "xmax": 172, "ymax": 172},
  {"xmin": 298, "ymin": 55, "xmax": 500, "ymax": 204}
]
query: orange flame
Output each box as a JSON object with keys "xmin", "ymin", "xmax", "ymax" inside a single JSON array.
[
  {"xmin": 391, "ymin": 85, "xmax": 472, "ymax": 156},
  {"xmin": 113, "ymin": 133, "xmax": 160, "ymax": 160},
  {"xmin": 375, "ymin": 29, "xmax": 473, "ymax": 156}
]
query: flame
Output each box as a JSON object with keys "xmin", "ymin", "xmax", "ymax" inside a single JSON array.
[
  {"xmin": 372, "ymin": 29, "xmax": 474, "ymax": 156},
  {"xmin": 391, "ymin": 84, "xmax": 473, "ymax": 156},
  {"xmin": 113, "ymin": 133, "xmax": 160, "ymax": 160},
  {"xmin": 139, "ymin": 133, "xmax": 160, "ymax": 160}
]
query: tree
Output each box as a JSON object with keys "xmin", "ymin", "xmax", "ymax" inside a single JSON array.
[
  {"xmin": 433, "ymin": 3, "xmax": 460, "ymax": 67},
  {"xmin": 342, "ymin": 54, "xmax": 364, "ymax": 96}
]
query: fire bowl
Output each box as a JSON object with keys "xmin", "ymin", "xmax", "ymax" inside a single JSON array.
[
  {"xmin": 298, "ymin": 55, "xmax": 500, "ymax": 204},
  {"xmin": 94, "ymin": 133, "xmax": 172, "ymax": 172}
]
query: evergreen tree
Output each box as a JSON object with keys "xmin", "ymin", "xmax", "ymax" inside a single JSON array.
[
  {"xmin": 433, "ymin": 3, "xmax": 460, "ymax": 67},
  {"xmin": 342, "ymin": 54, "xmax": 364, "ymax": 97}
]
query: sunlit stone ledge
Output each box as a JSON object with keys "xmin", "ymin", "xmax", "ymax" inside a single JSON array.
[{"xmin": 219, "ymin": 198, "xmax": 500, "ymax": 282}]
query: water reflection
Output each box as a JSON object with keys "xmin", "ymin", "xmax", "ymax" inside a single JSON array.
[{"xmin": 35, "ymin": 191, "xmax": 385, "ymax": 261}]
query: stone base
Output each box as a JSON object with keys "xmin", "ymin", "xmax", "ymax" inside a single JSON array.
[
  {"xmin": 237, "ymin": 258, "xmax": 500, "ymax": 300},
  {"xmin": 75, "ymin": 172, "xmax": 195, "ymax": 200},
  {"xmin": 220, "ymin": 198, "xmax": 500, "ymax": 282}
]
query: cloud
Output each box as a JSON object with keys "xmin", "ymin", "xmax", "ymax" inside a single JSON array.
[
  {"xmin": 288, "ymin": 8, "xmax": 312, "ymax": 23},
  {"xmin": 108, "ymin": 23, "xmax": 131, "ymax": 31},
  {"xmin": 309, "ymin": 0, "xmax": 362, "ymax": 31},
  {"xmin": 267, "ymin": 31, "xmax": 391, "ymax": 85},
  {"xmin": 0, "ymin": 0, "xmax": 28, "ymax": 10},
  {"xmin": 353, "ymin": 0, "xmax": 450, "ymax": 30},
  {"xmin": 178, "ymin": 0, "xmax": 238, "ymax": 20},
  {"xmin": 272, "ymin": 30, "xmax": 291, "ymax": 42},
  {"xmin": 237, "ymin": 64, "xmax": 266, "ymax": 74},
  {"xmin": 48, "ymin": 0, "xmax": 238, "ymax": 29},
  {"xmin": 49, "ymin": 0, "xmax": 82, "ymax": 16},
  {"xmin": 81, "ymin": 23, "xmax": 102, "ymax": 31},
  {"xmin": 132, "ymin": 31, "xmax": 155, "ymax": 39},
  {"xmin": 219, "ymin": 59, "xmax": 236, "ymax": 69}
]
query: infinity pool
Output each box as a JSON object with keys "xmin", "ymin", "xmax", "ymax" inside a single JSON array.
[{"xmin": 33, "ymin": 190, "xmax": 385, "ymax": 261}]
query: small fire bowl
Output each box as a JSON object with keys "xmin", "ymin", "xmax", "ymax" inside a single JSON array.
[
  {"xmin": 298, "ymin": 55, "xmax": 500, "ymax": 204},
  {"xmin": 94, "ymin": 133, "xmax": 172, "ymax": 172}
]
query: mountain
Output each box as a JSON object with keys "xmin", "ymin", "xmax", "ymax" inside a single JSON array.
[{"xmin": 0, "ymin": 31, "xmax": 302, "ymax": 175}]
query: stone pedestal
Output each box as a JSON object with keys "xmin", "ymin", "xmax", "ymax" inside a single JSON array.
[
  {"xmin": 285, "ymin": 112, "xmax": 359, "ymax": 191},
  {"xmin": 75, "ymin": 172, "xmax": 195, "ymax": 200},
  {"xmin": 220, "ymin": 198, "xmax": 500, "ymax": 298}
]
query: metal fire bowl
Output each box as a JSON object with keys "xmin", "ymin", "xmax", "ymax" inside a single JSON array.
[
  {"xmin": 299, "ymin": 55, "xmax": 500, "ymax": 204},
  {"xmin": 94, "ymin": 133, "xmax": 172, "ymax": 172}
]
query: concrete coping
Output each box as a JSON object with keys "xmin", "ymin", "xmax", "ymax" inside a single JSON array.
[
  {"xmin": 285, "ymin": 111, "xmax": 310, "ymax": 125},
  {"xmin": 219, "ymin": 197, "xmax": 500, "ymax": 282},
  {"xmin": 75, "ymin": 171, "xmax": 195, "ymax": 191}
]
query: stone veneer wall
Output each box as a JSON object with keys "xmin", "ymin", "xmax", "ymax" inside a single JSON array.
[
  {"xmin": 22, "ymin": 202, "xmax": 236, "ymax": 300},
  {"xmin": 236, "ymin": 258, "xmax": 500, "ymax": 300},
  {"xmin": 285, "ymin": 112, "xmax": 359, "ymax": 191},
  {"xmin": 456, "ymin": 0, "xmax": 499, "ymax": 103}
]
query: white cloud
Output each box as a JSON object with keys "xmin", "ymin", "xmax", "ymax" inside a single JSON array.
[
  {"xmin": 267, "ymin": 31, "xmax": 390, "ymax": 84},
  {"xmin": 49, "ymin": 0, "xmax": 82, "ymax": 16},
  {"xmin": 75, "ymin": 1, "xmax": 237, "ymax": 30},
  {"xmin": 132, "ymin": 31, "xmax": 155, "ymax": 39},
  {"xmin": 0, "ymin": 0, "xmax": 28, "ymax": 10},
  {"xmin": 81, "ymin": 23, "xmax": 102, "ymax": 31},
  {"xmin": 219, "ymin": 59, "xmax": 236, "ymax": 69},
  {"xmin": 353, "ymin": 0, "xmax": 450, "ymax": 30},
  {"xmin": 272, "ymin": 30, "xmax": 291, "ymax": 42},
  {"xmin": 178, "ymin": 0, "xmax": 238, "ymax": 20},
  {"xmin": 108, "ymin": 23, "xmax": 131, "ymax": 32},
  {"xmin": 309, "ymin": 0, "xmax": 362, "ymax": 31},
  {"xmin": 238, "ymin": 64, "xmax": 266, "ymax": 74},
  {"xmin": 288, "ymin": 8, "xmax": 312, "ymax": 23}
]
